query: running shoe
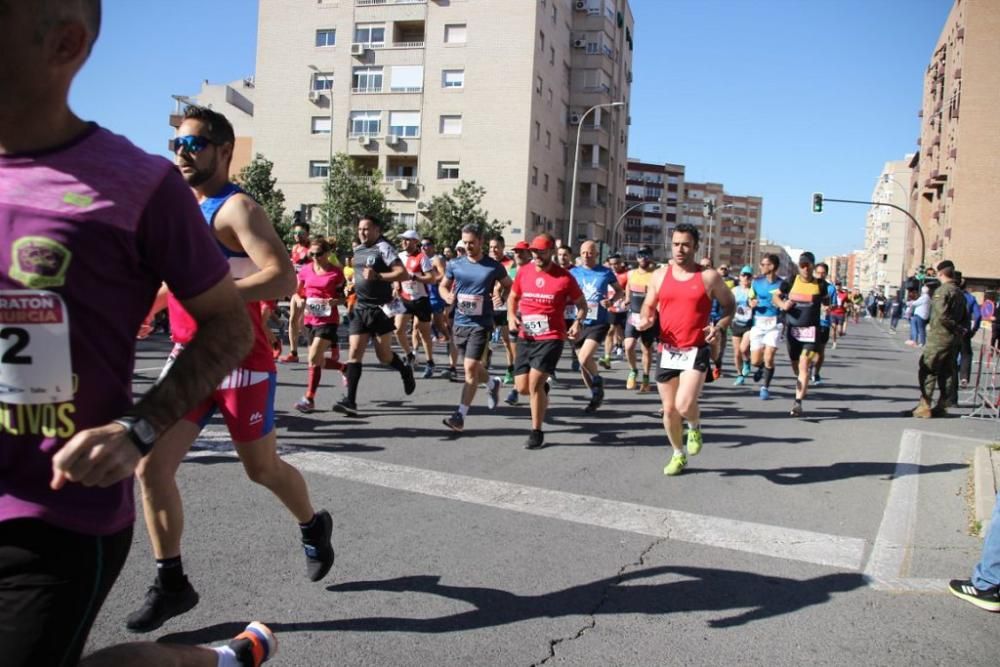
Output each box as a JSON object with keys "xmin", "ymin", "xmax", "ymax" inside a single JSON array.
[
  {"xmin": 584, "ymin": 386, "xmax": 605, "ymax": 413},
  {"xmin": 333, "ymin": 398, "xmax": 359, "ymax": 417},
  {"xmin": 752, "ymin": 366, "xmax": 764, "ymax": 383},
  {"xmin": 504, "ymin": 389, "xmax": 519, "ymax": 406},
  {"xmin": 228, "ymin": 622, "xmax": 278, "ymax": 667},
  {"xmin": 278, "ymin": 352, "xmax": 299, "ymax": 364},
  {"xmin": 422, "ymin": 363, "xmax": 435, "ymax": 379},
  {"xmin": 406, "ymin": 351, "xmax": 416, "ymax": 366},
  {"xmin": 125, "ymin": 579, "xmax": 200, "ymax": 632},
  {"xmin": 638, "ymin": 379, "xmax": 652, "ymax": 393},
  {"xmin": 831, "ymin": 341, "xmax": 838, "ymax": 349},
  {"xmin": 712, "ymin": 367, "xmax": 722, "ymax": 381},
  {"xmin": 598, "ymin": 356, "xmax": 612, "ymax": 370},
  {"xmin": 686, "ymin": 429, "xmax": 703, "ymax": 456},
  {"xmin": 525, "ymin": 429, "xmax": 545, "ymax": 450},
  {"xmin": 741, "ymin": 362, "xmax": 751, "ymax": 377},
  {"xmin": 759, "ymin": 386, "xmax": 771, "ymax": 400},
  {"xmin": 948, "ymin": 579, "xmax": 1000, "ymax": 612},
  {"xmin": 486, "ymin": 377, "xmax": 501, "ymax": 410},
  {"xmin": 443, "ymin": 410, "xmax": 464, "ymax": 432},
  {"xmin": 442, "ymin": 366, "xmax": 458, "ymax": 381},
  {"xmin": 733, "ymin": 375, "xmax": 746, "ymax": 386},
  {"xmin": 790, "ymin": 402, "xmax": 803, "ymax": 417},
  {"xmin": 663, "ymin": 452, "xmax": 687, "ymax": 476},
  {"xmin": 812, "ymin": 377, "xmax": 823, "ymax": 387},
  {"xmin": 652, "ymin": 408, "xmax": 664, "ymax": 419},
  {"xmin": 301, "ymin": 509, "xmax": 335, "ymax": 582},
  {"xmin": 401, "ymin": 364, "xmax": 416, "ymax": 395},
  {"xmin": 626, "ymin": 369, "xmax": 638, "ymax": 390},
  {"xmin": 503, "ymin": 369, "xmax": 515, "ymax": 385},
  {"xmin": 294, "ymin": 397, "xmax": 315, "ymax": 413}
]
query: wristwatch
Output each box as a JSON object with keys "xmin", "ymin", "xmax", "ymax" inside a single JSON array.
[{"xmin": 113, "ymin": 416, "xmax": 157, "ymax": 456}]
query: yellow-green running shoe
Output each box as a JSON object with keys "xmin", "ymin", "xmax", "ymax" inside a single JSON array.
[
  {"xmin": 663, "ymin": 452, "xmax": 687, "ymax": 476},
  {"xmin": 626, "ymin": 369, "xmax": 638, "ymax": 390},
  {"xmin": 686, "ymin": 429, "xmax": 703, "ymax": 456}
]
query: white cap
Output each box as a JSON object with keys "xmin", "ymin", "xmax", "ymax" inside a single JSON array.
[
  {"xmin": 455, "ymin": 240, "xmax": 466, "ymax": 251},
  {"xmin": 399, "ymin": 229, "xmax": 420, "ymax": 241}
]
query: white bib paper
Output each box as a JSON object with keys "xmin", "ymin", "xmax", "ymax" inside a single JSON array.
[
  {"xmin": 0, "ymin": 290, "xmax": 74, "ymax": 405},
  {"xmin": 755, "ymin": 315, "xmax": 777, "ymax": 330},
  {"xmin": 382, "ymin": 298, "xmax": 407, "ymax": 317},
  {"xmin": 586, "ymin": 302, "xmax": 600, "ymax": 321},
  {"xmin": 522, "ymin": 314, "xmax": 551, "ymax": 336},
  {"xmin": 306, "ymin": 297, "xmax": 332, "ymax": 318},
  {"xmin": 563, "ymin": 304, "xmax": 577, "ymax": 320},
  {"xmin": 456, "ymin": 293, "xmax": 484, "ymax": 317},
  {"xmin": 790, "ymin": 326, "xmax": 816, "ymax": 343},
  {"xmin": 660, "ymin": 345, "xmax": 698, "ymax": 371},
  {"xmin": 402, "ymin": 280, "xmax": 427, "ymax": 299},
  {"xmin": 735, "ymin": 305, "xmax": 752, "ymax": 324},
  {"xmin": 628, "ymin": 312, "xmax": 642, "ymax": 328}
]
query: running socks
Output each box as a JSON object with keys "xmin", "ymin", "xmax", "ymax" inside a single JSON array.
[
  {"xmin": 345, "ymin": 362, "xmax": 362, "ymax": 403},
  {"xmin": 763, "ymin": 366, "xmax": 775, "ymax": 388},
  {"xmin": 307, "ymin": 366, "xmax": 322, "ymax": 399},
  {"xmin": 457, "ymin": 404, "xmax": 469, "ymax": 416},
  {"xmin": 591, "ymin": 375, "xmax": 604, "ymax": 396},
  {"xmin": 156, "ymin": 556, "xmax": 186, "ymax": 592}
]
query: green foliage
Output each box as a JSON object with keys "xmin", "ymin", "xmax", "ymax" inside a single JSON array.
[
  {"xmin": 235, "ymin": 154, "xmax": 289, "ymax": 242},
  {"xmin": 418, "ymin": 181, "xmax": 507, "ymax": 249},
  {"xmin": 318, "ymin": 153, "xmax": 395, "ymax": 256}
]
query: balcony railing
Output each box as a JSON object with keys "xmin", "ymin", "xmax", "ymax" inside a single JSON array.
[
  {"xmin": 352, "ymin": 86, "xmax": 383, "ymax": 94},
  {"xmin": 357, "ymin": 0, "xmax": 426, "ymax": 5},
  {"xmin": 389, "ymin": 86, "xmax": 423, "ymax": 93},
  {"xmin": 392, "ymin": 41, "xmax": 425, "ymax": 48}
]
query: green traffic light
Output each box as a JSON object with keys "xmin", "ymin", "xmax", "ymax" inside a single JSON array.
[{"xmin": 811, "ymin": 192, "xmax": 823, "ymax": 214}]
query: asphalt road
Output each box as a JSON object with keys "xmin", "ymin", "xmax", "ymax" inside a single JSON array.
[{"xmin": 86, "ymin": 318, "xmax": 1000, "ymax": 665}]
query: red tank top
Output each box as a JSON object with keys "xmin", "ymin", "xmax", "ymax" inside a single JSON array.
[{"xmin": 657, "ymin": 264, "xmax": 712, "ymax": 348}]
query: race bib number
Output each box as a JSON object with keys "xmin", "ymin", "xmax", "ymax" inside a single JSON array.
[
  {"xmin": 456, "ymin": 293, "xmax": 484, "ymax": 317},
  {"xmin": 306, "ymin": 297, "xmax": 332, "ymax": 318},
  {"xmin": 564, "ymin": 305, "xmax": 577, "ymax": 320},
  {"xmin": 755, "ymin": 316, "xmax": 777, "ymax": 330},
  {"xmin": 587, "ymin": 302, "xmax": 600, "ymax": 320},
  {"xmin": 628, "ymin": 312, "xmax": 642, "ymax": 328},
  {"xmin": 0, "ymin": 290, "xmax": 74, "ymax": 405},
  {"xmin": 401, "ymin": 280, "xmax": 427, "ymax": 299},
  {"xmin": 660, "ymin": 345, "xmax": 698, "ymax": 371},
  {"xmin": 382, "ymin": 298, "xmax": 407, "ymax": 317},
  {"xmin": 735, "ymin": 305, "xmax": 752, "ymax": 324},
  {"xmin": 522, "ymin": 314, "xmax": 551, "ymax": 336},
  {"xmin": 790, "ymin": 326, "xmax": 816, "ymax": 343}
]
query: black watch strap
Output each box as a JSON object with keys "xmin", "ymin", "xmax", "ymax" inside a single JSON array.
[{"xmin": 113, "ymin": 417, "xmax": 155, "ymax": 457}]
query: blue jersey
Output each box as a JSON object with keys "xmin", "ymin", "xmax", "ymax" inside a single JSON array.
[
  {"xmin": 445, "ymin": 255, "xmax": 508, "ymax": 329},
  {"xmin": 570, "ymin": 264, "xmax": 618, "ymax": 324},
  {"xmin": 751, "ymin": 276, "xmax": 784, "ymax": 318},
  {"xmin": 732, "ymin": 285, "xmax": 754, "ymax": 327},
  {"xmin": 819, "ymin": 282, "xmax": 837, "ymax": 328}
]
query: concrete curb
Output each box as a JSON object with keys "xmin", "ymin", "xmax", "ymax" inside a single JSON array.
[{"xmin": 973, "ymin": 445, "xmax": 998, "ymax": 535}]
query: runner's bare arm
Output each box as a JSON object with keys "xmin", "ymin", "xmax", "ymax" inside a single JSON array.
[
  {"xmin": 365, "ymin": 259, "xmax": 408, "ymax": 283},
  {"xmin": 51, "ymin": 275, "xmax": 252, "ymax": 490},
  {"xmin": 637, "ymin": 268, "xmax": 663, "ymax": 331},
  {"xmin": 439, "ymin": 275, "xmax": 456, "ymax": 305},
  {"xmin": 508, "ymin": 291, "xmax": 522, "ymax": 330},
  {"xmin": 608, "ymin": 280, "xmax": 624, "ymax": 304},
  {"xmin": 218, "ymin": 194, "xmax": 297, "ymax": 302},
  {"xmin": 704, "ymin": 270, "xmax": 736, "ymax": 341}
]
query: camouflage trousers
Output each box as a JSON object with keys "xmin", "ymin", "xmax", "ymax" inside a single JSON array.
[{"xmin": 918, "ymin": 344, "xmax": 959, "ymax": 404}]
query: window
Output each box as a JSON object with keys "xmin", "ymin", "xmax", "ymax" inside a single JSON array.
[
  {"xmin": 550, "ymin": 46, "xmax": 555, "ymax": 65},
  {"xmin": 561, "ymin": 141, "xmax": 568, "ymax": 166},
  {"xmin": 438, "ymin": 161, "xmax": 460, "ymax": 179},
  {"xmin": 312, "ymin": 73, "xmax": 333, "ymax": 91},
  {"xmin": 398, "ymin": 213, "xmax": 416, "ymax": 228},
  {"xmin": 354, "ymin": 23, "xmax": 385, "ymax": 47},
  {"xmin": 536, "ymin": 75, "xmax": 543, "ymax": 94},
  {"xmin": 311, "ymin": 116, "xmax": 331, "ymax": 134},
  {"xmin": 543, "ymin": 174, "xmax": 549, "ymax": 192},
  {"xmin": 349, "ymin": 110, "xmax": 381, "ymax": 136},
  {"xmin": 389, "ymin": 164, "xmax": 417, "ymax": 178},
  {"xmin": 552, "ymin": 4, "xmax": 557, "ymax": 23},
  {"xmin": 531, "ymin": 166, "xmax": 538, "ymax": 186},
  {"xmin": 309, "ymin": 160, "xmax": 329, "ymax": 178},
  {"xmin": 444, "ymin": 24, "xmax": 467, "ymax": 44},
  {"xmin": 545, "ymin": 130, "xmax": 551, "ymax": 148},
  {"xmin": 389, "ymin": 111, "xmax": 420, "ymax": 138},
  {"xmin": 534, "ymin": 121, "xmax": 540, "ymax": 140},
  {"xmin": 390, "ymin": 65, "xmax": 423, "ymax": 92},
  {"xmin": 558, "ymin": 179, "xmax": 566, "ymax": 201},
  {"xmin": 315, "ymin": 29, "xmax": 336, "ymax": 47},
  {"xmin": 539, "ymin": 30, "xmax": 545, "ymax": 52},
  {"xmin": 439, "ymin": 114, "xmax": 462, "ymax": 135},
  {"xmin": 546, "ymin": 88, "xmax": 553, "ymax": 106},
  {"xmin": 352, "ymin": 67, "xmax": 383, "ymax": 92},
  {"xmin": 442, "ymin": 69, "xmax": 464, "ymax": 89}
]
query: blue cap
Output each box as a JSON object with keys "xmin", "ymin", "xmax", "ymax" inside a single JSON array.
[{"xmin": 740, "ymin": 265, "xmax": 753, "ymax": 275}]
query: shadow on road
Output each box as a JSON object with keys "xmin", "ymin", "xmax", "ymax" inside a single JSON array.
[
  {"xmin": 685, "ymin": 460, "xmax": 966, "ymax": 485},
  {"xmin": 155, "ymin": 566, "xmax": 865, "ymax": 644}
]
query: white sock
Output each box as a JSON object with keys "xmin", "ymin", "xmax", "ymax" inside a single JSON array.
[
  {"xmin": 687, "ymin": 422, "xmax": 700, "ymax": 431},
  {"xmin": 213, "ymin": 647, "xmax": 241, "ymax": 667},
  {"xmin": 457, "ymin": 404, "xmax": 469, "ymax": 416}
]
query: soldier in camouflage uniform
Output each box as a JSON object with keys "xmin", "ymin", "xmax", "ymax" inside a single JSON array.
[{"xmin": 913, "ymin": 260, "xmax": 968, "ymax": 418}]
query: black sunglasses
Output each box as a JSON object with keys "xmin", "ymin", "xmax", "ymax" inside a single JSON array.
[
  {"xmin": 170, "ymin": 135, "xmax": 215, "ymax": 155},
  {"xmin": 308, "ymin": 251, "xmax": 323, "ymax": 257},
  {"xmin": 420, "ymin": 242, "xmax": 433, "ymax": 247}
]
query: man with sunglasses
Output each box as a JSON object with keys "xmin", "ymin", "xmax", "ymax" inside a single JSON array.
[
  {"xmin": 624, "ymin": 247, "xmax": 658, "ymax": 392},
  {"xmin": 0, "ymin": 1, "xmax": 280, "ymax": 665},
  {"xmin": 748, "ymin": 254, "xmax": 785, "ymax": 400},
  {"xmin": 128, "ymin": 106, "xmax": 335, "ymax": 632},
  {"xmin": 776, "ymin": 252, "xmax": 832, "ymax": 417},
  {"xmin": 394, "ymin": 229, "xmax": 437, "ymax": 378}
]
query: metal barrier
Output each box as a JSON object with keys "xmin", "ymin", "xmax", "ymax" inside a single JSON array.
[{"xmin": 964, "ymin": 327, "xmax": 1000, "ymax": 421}]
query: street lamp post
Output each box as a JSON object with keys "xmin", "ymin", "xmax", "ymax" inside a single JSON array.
[
  {"xmin": 610, "ymin": 200, "xmax": 646, "ymax": 252},
  {"xmin": 568, "ymin": 101, "xmax": 624, "ymax": 248}
]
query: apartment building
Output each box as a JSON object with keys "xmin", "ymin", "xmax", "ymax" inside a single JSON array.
[
  {"xmin": 169, "ymin": 78, "xmax": 257, "ymax": 177},
  {"xmin": 758, "ymin": 239, "xmax": 794, "ymax": 278},
  {"xmin": 861, "ymin": 157, "xmax": 915, "ymax": 292},
  {"xmin": 821, "ymin": 254, "xmax": 852, "ymax": 287},
  {"xmin": 681, "ymin": 181, "xmax": 762, "ymax": 269},
  {"xmin": 252, "ymin": 0, "xmax": 634, "ymax": 242},
  {"xmin": 907, "ymin": 0, "xmax": 1000, "ymax": 291},
  {"xmin": 622, "ymin": 161, "xmax": 684, "ymax": 260}
]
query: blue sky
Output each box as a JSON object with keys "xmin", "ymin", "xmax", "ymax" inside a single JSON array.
[{"xmin": 71, "ymin": 0, "xmax": 951, "ymax": 259}]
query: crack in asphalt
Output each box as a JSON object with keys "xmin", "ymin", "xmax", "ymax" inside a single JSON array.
[{"xmin": 530, "ymin": 537, "xmax": 667, "ymax": 667}]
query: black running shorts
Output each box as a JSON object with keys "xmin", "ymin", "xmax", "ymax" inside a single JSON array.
[
  {"xmin": 514, "ymin": 339, "xmax": 563, "ymax": 376},
  {"xmin": 400, "ymin": 297, "xmax": 432, "ymax": 323},
  {"xmin": 655, "ymin": 345, "xmax": 711, "ymax": 383},
  {"xmin": 349, "ymin": 304, "xmax": 396, "ymax": 337},
  {"xmin": 574, "ymin": 323, "xmax": 610, "ymax": 349},
  {"xmin": 454, "ymin": 325, "xmax": 492, "ymax": 362},
  {"xmin": 306, "ymin": 323, "xmax": 339, "ymax": 343}
]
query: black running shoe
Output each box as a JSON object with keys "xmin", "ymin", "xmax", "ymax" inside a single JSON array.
[
  {"xmin": 333, "ymin": 398, "xmax": 359, "ymax": 417},
  {"xmin": 948, "ymin": 579, "xmax": 1000, "ymax": 612},
  {"xmin": 752, "ymin": 366, "xmax": 764, "ymax": 383},
  {"xmin": 401, "ymin": 364, "xmax": 416, "ymax": 395},
  {"xmin": 584, "ymin": 386, "xmax": 604, "ymax": 413},
  {"xmin": 301, "ymin": 509, "xmax": 335, "ymax": 582},
  {"xmin": 525, "ymin": 429, "xmax": 545, "ymax": 450},
  {"xmin": 790, "ymin": 402, "xmax": 803, "ymax": 417},
  {"xmin": 125, "ymin": 578, "xmax": 199, "ymax": 632}
]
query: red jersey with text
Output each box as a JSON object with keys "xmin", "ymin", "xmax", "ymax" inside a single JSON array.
[
  {"xmin": 511, "ymin": 263, "xmax": 583, "ymax": 341},
  {"xmin": 657, "ymin": 265, "xmax": 712, "ymax": 348},
  {"xmin": 400, "ymin": 251, "xmax": 433, "ymax": 301},
  {"xmin": 299, "ymin": 262, "xmax": 344, "ymax": 326}
]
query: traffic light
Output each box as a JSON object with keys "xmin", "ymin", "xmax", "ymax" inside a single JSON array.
[{"xmin": 811, "ymin": 193, "xmax": 824, "ymax": 214}]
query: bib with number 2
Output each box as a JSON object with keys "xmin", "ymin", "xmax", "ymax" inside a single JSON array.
[{"xmin": 0, "ymin": 290, "xmax": 74, "ymax": 405}]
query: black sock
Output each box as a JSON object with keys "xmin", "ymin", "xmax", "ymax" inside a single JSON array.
[
  {"xmin": 345, "ymin": 362, "xmax": 362, "ymax": 403},
  {"xmin": 156, "ymin": 556, "xmax": 186, "ymax": 592},
  {"xmin": 299, "ymin": 512, "xmax": 324, "ymax": 540},
  {"xmin": 763, "ymin": 366, "xmax": 775, "ymax": 388},
  {"xmin": 388, "ymin": 354, "xmax": 406, "ymax": 372}
]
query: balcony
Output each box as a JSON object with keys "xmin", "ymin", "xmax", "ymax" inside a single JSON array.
[
  {"xmin": 392, "ymin": 20, "xmax": 425, "ymax": 48},
  {"xmin": 356, "ymin": 0, "xmax": 425, "ymax": 5},
  {"xmin": 351, "ymin": 86, "xmax": 383, "ymax": 94}
]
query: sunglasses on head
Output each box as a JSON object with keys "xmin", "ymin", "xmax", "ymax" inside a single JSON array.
[{"xmin": 171, "ymin": 135, "xmax": 215, "ymax": 154}]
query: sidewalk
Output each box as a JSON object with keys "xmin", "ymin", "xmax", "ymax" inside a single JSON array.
[{"xmin": 974, "ymin": 444, "xmax": 1000, "ymax": 535}]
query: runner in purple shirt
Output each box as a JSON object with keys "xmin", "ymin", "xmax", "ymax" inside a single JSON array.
[{"xmin": 0, "ymin": 2, "xmax": 275, "ymax": 665}]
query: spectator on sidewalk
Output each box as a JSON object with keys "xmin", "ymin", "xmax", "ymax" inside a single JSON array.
[
  {"xmin": 956, "ymin": 272, "xmax": 982, "ymax": 388},
  {"xmin": 907, "ymin": 286, "xmax": 931, "ymax": 347},
  {"xmin": 949, "ymin": 491, "xmax": 1000, "ymax": 612},
  {"xmin": 889, "ymin": 288, "xmax": 905, "ymax": 332},
  {"xmin": 911, "ymin": 260, "xmax": 967, "ymax": 418}
]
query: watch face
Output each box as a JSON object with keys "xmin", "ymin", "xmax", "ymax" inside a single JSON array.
[{"xmin": 134, "ymin": 419, "xmax": 157, "ymax": 445}]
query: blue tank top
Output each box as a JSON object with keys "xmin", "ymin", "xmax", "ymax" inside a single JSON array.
[{"xmin": 200, "ymin": 183, "xmax": 250, "ymax": 260}]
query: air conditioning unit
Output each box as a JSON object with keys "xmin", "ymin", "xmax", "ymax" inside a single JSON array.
[
  {"xmin": 569, "ymin": 113, "xmax": 581, "ymax": 125},
  {"xmin": 416, "ymin": 200, "xmax": 427, "ymax": 210},
  {"xmin": 573, "ymin": 39, "xmax": 586, "ymax": 49},
  {"xmin": 308, "ymin": 90, "xmax": 321, "ymax": 103},
  {"xmin": 385, "ymin": 134, "xmax": 400, "ymax": 146},
  {"xmin": 357, "ymin": 135, "xmax": 371, "ymax": 146},
  {"xmin": 351, "ymin": 43, "xmax": 365, "ymax": 56},
  {"xmin": 574, "ymin": 0, "xmax": 587, "ymax": 11},
  {"xmin": 393, "ymin": 178, "xmax": 410, "ymax": 190}
]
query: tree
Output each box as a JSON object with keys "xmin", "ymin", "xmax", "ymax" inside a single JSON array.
[
  {"xmin": 318, "ymin": 153, "xmax": 395, "ymax": 256},
  {"xmin": 419, "ymin": 180, "xmax": 507, "ymax": 250},
  {"xmin": 235, "ymin": 154, "xmax": 290, "ymax": 242}
]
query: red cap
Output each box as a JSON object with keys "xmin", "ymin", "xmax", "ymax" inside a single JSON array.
[
  {"xmin": 513, "ymin": 241, "xmax": 531, "ymax": 250},
  {"xmin": 529, "ymin": 236, "xmax": 554, "ymax": 251}
]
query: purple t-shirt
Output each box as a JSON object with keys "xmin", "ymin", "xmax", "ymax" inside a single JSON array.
[{"xmin": 0, "ymin": 124, "xmax": 230, "ymax": 536}]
